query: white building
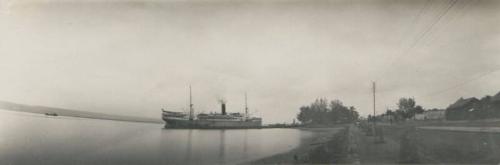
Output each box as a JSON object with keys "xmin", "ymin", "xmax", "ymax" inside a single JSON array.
[
  {"xmin": 415, "ymin": 109, "xmax": 446, "ymax": 120},
  {"xmin": 415, "ymin": 113, "xmax": 425, "ymax": 120}
]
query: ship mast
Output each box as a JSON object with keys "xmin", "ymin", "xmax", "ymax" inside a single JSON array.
[
  {"xmin": 245, "ymin": 92, "xmax": 248, "ymax": 121},
  {"xmin": 189, "ymin": 85, "xmax": 194, "ymax": 121}
]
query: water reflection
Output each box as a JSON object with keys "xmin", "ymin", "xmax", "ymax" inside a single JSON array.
[
  {"xmin": 184, "ymin": 129, "xmax": 193, "ymax": 163},
  {"xmin": 219, "ymin": 130, "xmax": 226, "ymax": 164},
  {"xmin": 243, "ymin": 129, "xmax": 248, "ymax": 160},
  {"xmin": 0, "ymin": 110, "xmax": 311, "ymax": 165}
]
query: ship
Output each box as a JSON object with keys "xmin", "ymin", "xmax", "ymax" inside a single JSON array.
[
  {"xmin": 161, "ymin": 86, "xmax": 262, "ymax": 129},
  {"xmin": 45, "ymin": 112, "xmax": 58, "ymax": 116}
]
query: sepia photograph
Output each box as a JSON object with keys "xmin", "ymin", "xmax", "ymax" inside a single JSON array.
[{"xmin": 0, "ymin": 0, "xmax": 499, "ymax": 164}]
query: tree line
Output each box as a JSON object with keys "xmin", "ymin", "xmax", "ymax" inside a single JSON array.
[
  {"xmin": 375, "ymin": 91, "xmax": 500, "ymax": 121},
  {"xmin": 297, "ymin": 98, "xmax": 359, "ymax": 125},
  {"xmin": 373, "ymin": 97, "xmax": 425, "ymax": 122}
]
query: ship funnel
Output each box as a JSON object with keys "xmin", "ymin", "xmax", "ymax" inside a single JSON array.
[
  {"xmin": 218, "ymin": 99, "xmax": 227, "ymax": 115},
  {"xmin": 221, "ymin": 103, "xmax": 226, "ymax": 115}
]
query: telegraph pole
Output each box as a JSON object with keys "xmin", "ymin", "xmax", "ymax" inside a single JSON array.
[
  {"xmin": 372, "ymin": 81, "xmax": 376, "ymax": 138},
  {"xmin": 189, "ymin": 85, "xmax": 194, "ymax": 121},
  {"xmin": 373, "ymin": 82, "xmax": 376, "ymax": 125},
  {"xmin": 245, "ymin": 92, "xmax": 249, "ymax": 121}
]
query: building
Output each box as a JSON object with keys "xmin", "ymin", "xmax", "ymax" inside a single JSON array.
[
  {"xmin": 425, "ymin": 109, "xmax": 446, "ymax": 120},
  {"xmin": 491, "ymin": 91, "xmax": 500, "ymax": 103},
  {"xmin": 488, "ymin": 91, "xmax": 500, "ymax": 118},
  {"xmin": 415, "ymin": 109, "xmax": 445, "ymax": 120},
  {"xmin": 415, "ymin": 113, "xmax": 425, "ymax": 120},
  {"xmin": 445, "ymin": 97, "xmax": 479, "ymax": 120}
]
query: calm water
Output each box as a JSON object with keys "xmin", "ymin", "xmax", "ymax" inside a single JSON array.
[{"xmin": 0, "ymin": 110, "xmax": 311, "ymax": 165}]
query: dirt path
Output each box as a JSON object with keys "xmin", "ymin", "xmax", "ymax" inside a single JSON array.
[{"xmin": 352, "ymin": 126, "xmax": 401, "ymax": 164}]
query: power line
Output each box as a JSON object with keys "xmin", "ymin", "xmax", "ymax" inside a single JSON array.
[
  {"xmin": 397, "ymin": 0, "xmax": 430, "ymax": 47},
  {"xmin": 375, "ymin": 0, "xmax": 458, "ymax": 82},
  {"xmin": 423, "ymin": 0, "xmax": 479, "ymax": 47},
  {"xmin": 403, "ymin": 0, "xmax": 458, "ymax": 56},
  {"xmin": 423, "ymin": 68, "xmax": 500, "ymax": 97},
  {"xmin": 407, "ymin": 0, "xmax": 458, "ymax": 50}
]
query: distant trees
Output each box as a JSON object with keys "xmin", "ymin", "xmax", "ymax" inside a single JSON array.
[
  {"xmin": 398, "ymin": 98, "xmax": 416, "ymax": 111},
  {"xmin": 377, "ymin": 92, "xmax": 500, "ymax": 121},
  {"xmin": 297, "ymin": 98, "xmax": 359, "ymax": 125},
  {"xmin": 380, "ymin": 97, "xmax": 425, "ymax": 122}
]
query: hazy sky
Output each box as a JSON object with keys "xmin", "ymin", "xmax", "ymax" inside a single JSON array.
[{"xmin": 1, "ymin": 0, "xmax": 499, "ymax": 123}]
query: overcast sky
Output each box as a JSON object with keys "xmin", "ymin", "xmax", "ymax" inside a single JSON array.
[{"xmin": 0, "ymin": 0, "xmax": 499, "ymax": 123}]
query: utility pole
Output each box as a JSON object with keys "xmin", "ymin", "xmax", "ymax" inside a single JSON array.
[
  {"xmin": 372, "ymin": 81, "xmax": 376, "ymax": 138},
  {"xmin": 245, "ymin": 92, "xmax": 249, "ymax": 121},
  {"xmin": 189, "ymin": 85, "xmax": 194, "ymax": 121},
  {"xmin": 373, "ymin": 82, "xmax": 376, "ymax": 124}
]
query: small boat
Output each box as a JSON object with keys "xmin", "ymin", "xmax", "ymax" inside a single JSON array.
[{"xmin": 45, "ymin": 112, "xmax": 58, "ymax": 116}]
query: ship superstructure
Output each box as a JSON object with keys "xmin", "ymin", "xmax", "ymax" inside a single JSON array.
[{"xmin": 162, "ymin": 87, "xmax": 262, "ymax": 129}]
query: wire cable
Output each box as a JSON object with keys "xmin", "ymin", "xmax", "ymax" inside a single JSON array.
[
  {"xmin": 375, "ymin": 0, "xmax": 459, "ymax": 82},
  {"xmin": 423, "ymin": 68, "xmax": 500, "ymax": 97}
]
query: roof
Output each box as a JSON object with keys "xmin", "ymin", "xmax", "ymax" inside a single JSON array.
[
  {"xmin": 492, "ymin": 91, "xmax": 500, "ymax": 102},
  {"xmin": 447, "ymin": 97, "xmax": 479, "ymax": 109}
]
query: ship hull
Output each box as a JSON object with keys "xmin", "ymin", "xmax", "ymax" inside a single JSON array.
[{"xmin": 163, "ymin": 117, "xmax": 262, "ymax": 129}]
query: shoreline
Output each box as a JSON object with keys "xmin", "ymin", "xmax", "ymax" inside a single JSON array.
[
  {"xmin": 243, "ymin": 127, "xmax": 343, "ymax": 164},
  {"xmin": 0, "ymin": 108, "xmax": 163, "ymax": 124}
]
